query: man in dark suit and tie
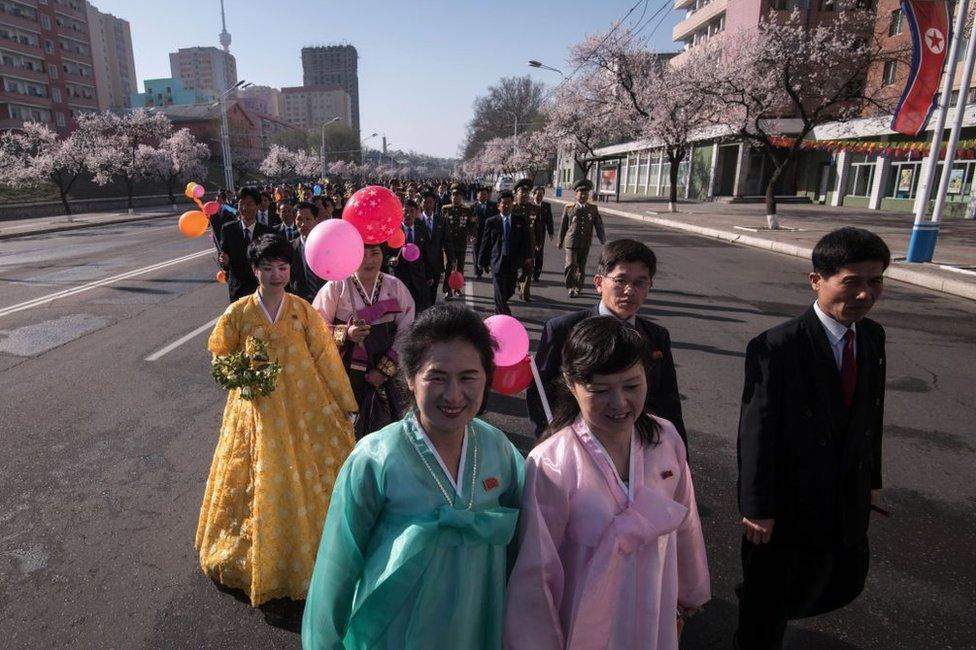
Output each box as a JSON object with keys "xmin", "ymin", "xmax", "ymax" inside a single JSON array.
[
  {"xmin": 256, "ymin": 191, "xmax": 279, "ymax": 228},
  {"xmin": 478, "ymin": 190, "xmax": 532, "ymax": 315},
  {"xmin": 390, "ymin": 199, "xmax": 432, "ymax": 313},
  {"xmin": 525, "ymin": 239, "xmax": 685, "ymax": 443},
  {"xmin": 471, "ymin": 185, "xmax": 498, "ymax": 277},
  {"xmin": 418, "ymin": 190, "xmax": 453, "ymax": 305},
  {"xmin": 218, "ymin": 186, "xmax": 273, "ymax": 303},
  {"xmin": 287, "ymin": 201, "xmax": 326, "ymax": 302},
  {"xmin": 275, "ymin": 202, "xmax": 299, "ymax": 241},
  {"xmin": 531, "ymin": 185, "xmax": 554, "ymax": 281},
  {"xmin": 735, "ymin": 227, "xmax": 890, "ymax": 649}
]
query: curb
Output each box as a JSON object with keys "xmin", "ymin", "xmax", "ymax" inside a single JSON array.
[
  {"xmin": 0, "ymin": 211, "xmax": 175, "ymax": 241},
  {"xmin": 547, "ymin": 198, "xmax": 976, "ymax": 302}
]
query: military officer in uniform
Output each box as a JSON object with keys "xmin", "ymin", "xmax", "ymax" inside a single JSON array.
[
  {"xmin": 440, "ymin": 183, "xmax": 475, "ymax": 299},
  {"xmin": 512, "ymin": 178, "xmax": 542, "ymax": 302},
  {"xmin": 558, "ymin": 178, "xmax": 606, "ymax": 298}
]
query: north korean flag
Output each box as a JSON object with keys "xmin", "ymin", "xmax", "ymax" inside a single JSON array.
[{"xmin": 891, "ymin": 0, "xmax": 952, "ymax": 136}]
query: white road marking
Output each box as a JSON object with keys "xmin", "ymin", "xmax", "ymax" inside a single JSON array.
[
  {"xmin": 464, "ymin": 271, "xmax": 474, "ymax": 308},
  {"xmin": 144, "ymin": 316, "xmax": 220, "ymax": 362},
  {"xmin": 0, "ymin": 249, "xmax": 212, "ymax": 319}
]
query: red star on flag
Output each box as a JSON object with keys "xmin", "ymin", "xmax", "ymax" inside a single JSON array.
[{"xmin": 926, "ymin": 28, "xmax": 944, "ymax": 53}]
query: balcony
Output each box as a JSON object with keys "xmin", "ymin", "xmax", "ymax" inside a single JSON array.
[
  {"xmin": 675, "ymin": 0, "xmax": 696, "ymax": 8},
  {"xmin": 670, "ymin": 31, "xmax": 725, "ymax": 67},
  {"xmin": 673, "ymin": 0, "xmax": 727, "ymax": 43}
]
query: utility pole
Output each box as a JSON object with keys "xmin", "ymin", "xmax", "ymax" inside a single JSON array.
[{"xmin": 218, "ymin": 0, "xmax": 235, "ymax": 192}]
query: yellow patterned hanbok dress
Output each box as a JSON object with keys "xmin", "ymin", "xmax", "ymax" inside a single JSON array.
[{"xmin": 196, "ymin": 292, "xmax": 357, "ymax": 606}]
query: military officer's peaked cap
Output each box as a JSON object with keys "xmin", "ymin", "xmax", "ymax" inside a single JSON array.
[
  {"xmin": 498, "ymin": 190, "xmax": 514, "ymax": 200},
  {"xmin": 513, "ymin": 178, "xmax": 533, "ymax": 191},
  {"xmin": 450, "ymin": 182, "xmax": 462, "ymax": 192},
  {"xmin": 573, "ymin": 179, "xmax": 593, "ymax": 191}
]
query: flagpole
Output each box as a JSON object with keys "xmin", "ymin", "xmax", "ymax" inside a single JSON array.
[
  {"xmin": 930, "ymin": 15, "xmax": 976, "ymax": 226},
  {"xmin": 907, "ymin": 0, "xmax": 968, "ymax": 263}
]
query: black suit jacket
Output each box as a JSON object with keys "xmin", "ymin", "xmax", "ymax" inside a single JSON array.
[
  {"xmin": 287, "ymin": 237, "xmax": 325, "ymax": 302},
  {"xmin": 478, "ymin": 212, "xmax": 532, "ymax": 275},
  {"xmin": 419, "ymin": 213, "xmax": 453, "ymax": 277},
  {"xmin": 276, "ymin": 222, "xmax": 299, "ymax": 241},
  {"xmin": 392, "ymin": 222, "xmax": 432, "ymax": 311},
  {"xmin": 539, "ymin": 201, "xmax": 554, "ymax": 237},
  {"xmin": 526, "ymin": 306, "xmax": 686, "ymax": 446},
  {"xmin": 737, "ymin": 306, "xmax": 885, "ymax": 550},
  {"xmin": 472, "ymin": 200, "xmax": 498, "ymax": 246},
  {"xmin": 220, "ymin": 221, "xmax": 274, "ymax": 302}
]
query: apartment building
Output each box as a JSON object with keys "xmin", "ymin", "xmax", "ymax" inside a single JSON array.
[
  {"xmin": 86, "ymin": 3, "xmax": 135, "ymax": 110},
  {"xmin": 301, "ymin": 44, "xmax": 359, "ymax": 134},
  {"xmin": 169, "ymin": 46, "xmax": 237, "ymax": 96},
  {"xmin": 279, "ymin": 84, "xmax": 352, "ymax": 131}
]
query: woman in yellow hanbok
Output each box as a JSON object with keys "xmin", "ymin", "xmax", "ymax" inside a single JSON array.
[{"xmin": 196, "ymin": 233, "xmax": 357, "ymax": 608}]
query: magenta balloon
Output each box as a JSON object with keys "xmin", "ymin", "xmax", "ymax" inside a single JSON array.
[
  {"xmin": 192, "ymin": 183, "xmax": 206, "ymax": 199},
  {"xmin": 305, "ymin": 219, "xmax": 364, "ymax": 280},
  {"xmin": 484, "ymin": 314, "xmax": 530, "ymax": 367},
  {"xmin": 401, "ymin": 243, "xmax": 421, "ymax": 262}
]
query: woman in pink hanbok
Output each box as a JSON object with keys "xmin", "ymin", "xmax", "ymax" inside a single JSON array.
[{"xmin": 504, "ymin": 316, "xmax": 710, "ymax": 650}]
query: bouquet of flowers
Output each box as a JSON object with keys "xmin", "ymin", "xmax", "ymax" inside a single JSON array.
[{"xmin": 211, "ymin": 337, "xmax": 281, "ymax": 400}]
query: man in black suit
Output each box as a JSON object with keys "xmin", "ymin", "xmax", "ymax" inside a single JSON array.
[
  {"xmin": 390, "ymin": 199, "xmax": 432, "ymax": 313},
  {"xmin": 526, "ymin": 238, "xmax": 686, "ymax": 443},
  {"xmin": 275, "ymin": 202, "xmax": 299, "ymax": 241},
  {"xmin": 735, "ymin": 227, "xmax": 890, "ymax": 649},
  {"xmin": 256, "ymin": 191, "xmax": 279, "ymax": 228},
  {"xmin": 478, "ymin": 190, "xmax": 532, "ymax": 315},
  {"xmin": 417, "ymin": 191, "xmax": 453, "ymax": 305},
  {"xmin": 287, "ymin": 201, "xmax": 326, "ymax": 302},
  {"xmin": 471, "ymin": 186, "xmax": 498, "ymax": 277},
  {"xmin": 531, "ymin": 185, "xmax": 554, "ymax": 281},
  {"xmin": 218, "ymin": 187, "xmax": 273, "ymax": 303}
]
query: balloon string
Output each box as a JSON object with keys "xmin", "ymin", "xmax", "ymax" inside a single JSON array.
[{"xmin": 529, "ymin": 356, "xmax": 553, "ymax": 424}]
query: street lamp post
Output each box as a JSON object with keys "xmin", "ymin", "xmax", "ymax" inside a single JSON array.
[
  {"xmin": 216, "ymin": 79, "xmax": 248, "ymax": 193},
  {"xmin": 361, "ymin": 132, "xmax": 379, "ymax": 165},
  {"xmin": 320, "ymin": 116, "xmax": 340, "ymax": 178}
]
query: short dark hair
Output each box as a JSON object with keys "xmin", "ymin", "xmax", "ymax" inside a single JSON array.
[
  {"xmin": 404, "ymin": 199, "xmax": 418, "ymax": 208},
  {"xmin": 321, "ymin": 196, "xmax": 335, "ymax": 209},
  {"xmin": 398, "ymin": 304, "xmax": 496, "ymax": 416},
  {"xmin": 597, "ymin": 238, "xmax": 657, "ymax": 278},
  {"xmin": 247, "ymin": 233, "xmax": 293, "ymax": 267},
  {"xmin": 545, "ymin": 316, "xmax": 660, "ymax": 446},
  {"xmin": 237, "ymin": 186, "xmax": 262, "ymax": 205},
  {"xmin": 295, "ymin": 201, "xmax": 318, "ymax": 218},
  {"xmin": 812, "ymin": 227, "xmax": 891, "ymax": 277}
]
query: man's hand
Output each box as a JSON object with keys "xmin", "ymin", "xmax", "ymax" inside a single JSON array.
[
  {"xmin": 218, "ymin": 252, "xmax": 229, "ymax": 267},
  {"xmin": 365, "ymin": 369, "xmax": 386, "ymax": 388},
  {"xmin": 347, "ymin": 323, "xmax": 370, "ymax": 344},
  {"xmin": 741, "ymin": 517, "xmax": 775, "ymax": 544}
]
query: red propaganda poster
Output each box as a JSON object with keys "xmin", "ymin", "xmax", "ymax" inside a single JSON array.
[
  {"xmin": 891, "ymin": 0, "xmax": 952, "ymax": 136},
  {"xmin": 598, "ymin": 165, "xmax": 618, "ymax": 197}
]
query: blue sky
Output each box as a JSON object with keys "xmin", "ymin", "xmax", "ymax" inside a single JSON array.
[{"xmin": 92, "ymin": 0, "xmax": 682, "ymax": 158}]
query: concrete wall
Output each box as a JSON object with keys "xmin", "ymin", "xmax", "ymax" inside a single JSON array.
[{"xmin": 0, "ymin": 194, "xmax": 176, "ymax": 221}]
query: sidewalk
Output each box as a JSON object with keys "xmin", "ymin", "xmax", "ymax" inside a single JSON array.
[
  {"xmin": 548, "ymin": 196, "xmax": 976, "ymax": 301},
  {"xmin": 0, "ymin": 207, "xmax": 176, "ymax": 240}
]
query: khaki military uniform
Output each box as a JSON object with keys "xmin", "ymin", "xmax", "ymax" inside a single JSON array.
[
  {"xmin": 513, "ymin": 202, "xmax": 543, "ymax": 300},
  {"xmin": 558, "ymin": 202, "xmax": 606, "ymax": 293},
  {"xmin": 440, "ymin": 203, "xmax": 475, "ymax": 294}
]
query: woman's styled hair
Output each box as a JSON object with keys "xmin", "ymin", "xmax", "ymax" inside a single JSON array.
[
  {"xmin": 247, "ymin": 233, "xmax": 293, "ymax": 267},
  {"xmin": 398, "ymin": 303, "xmax": 496, "ymax": 416},
  {"xmin": 545, "ymin": 316, "xmax": 660, "ymax": 446}
]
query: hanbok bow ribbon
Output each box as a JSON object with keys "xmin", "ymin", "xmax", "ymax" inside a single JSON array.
[
  {"xmin": 567, "ymin": 487, "xmax": 688, "ymax": 649},
  {"xmin": 436, "ymin": 505, "xmax": 519, "ymax": 547},
  {"xmin": 355, "ymin": 298, "xmax": 401, "ymax": 325}
]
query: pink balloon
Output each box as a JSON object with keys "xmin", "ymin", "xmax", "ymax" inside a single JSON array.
[
  {"xmin": 305, "ymin": 219, "xmax": 364, "ymax": 280},
  {"xmin": 203, "ymin": 200, "xmax": 221, "ymax": 216},
  {"xmin": 401, "ymin": 243, "xmax": 421, "ymax": 262},
  {"xmin": 342, "ymin": 185, "xmax": 403, "ymax": 244},
  {"xmin": 192, "ymin": 183, "xmax": 206, "ymax": 199},
  {"xmin": 484, "ymin": 315, "xmax": 529, "ymax": 367}
]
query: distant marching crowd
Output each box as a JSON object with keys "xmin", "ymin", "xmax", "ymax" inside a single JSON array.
[{"xmin": 195, "ymin": 175, "xmax": 892, "ymax": 650}]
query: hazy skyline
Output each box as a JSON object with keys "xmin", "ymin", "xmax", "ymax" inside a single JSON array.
[{"xmin": 92, "ymin": 0, "xmax": 682, "ymax": 158}]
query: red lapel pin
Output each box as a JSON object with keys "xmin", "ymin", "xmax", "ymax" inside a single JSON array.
[
  {"xmin": 661, "ymin": 470, "xmax": 674, "ymax": 479},
  {"xmin": 483, "ymin": 477, "xmax": 500, "ymax": 491}
]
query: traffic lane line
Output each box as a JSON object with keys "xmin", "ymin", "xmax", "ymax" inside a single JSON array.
[
  {"xmin": 145, "ymin": 316, "xmax": 220, "ymax": 362},
  {"xmin": 0, "ymin": 249, "xmax": 212, "ymax": 319}
]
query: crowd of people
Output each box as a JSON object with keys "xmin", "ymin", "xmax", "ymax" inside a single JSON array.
[{"xmin": 193, "ymin": 175, "xmax": 892, "ymax": 650}]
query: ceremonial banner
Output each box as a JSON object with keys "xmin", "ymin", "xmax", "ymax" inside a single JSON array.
[{"xmin": 891, "ymin": 0, "xmax": 952, "ymax": 136}]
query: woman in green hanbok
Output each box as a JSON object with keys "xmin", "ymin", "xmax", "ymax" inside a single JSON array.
[{"xmin": 302, "ymin": 304, "xmax": 525, "ymax": 649}]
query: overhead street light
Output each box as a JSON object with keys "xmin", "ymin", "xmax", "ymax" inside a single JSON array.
[
  {"xmin": 528, "ymin": 60, "xmax": 565, "ymax": 77},
  {"xmin": 211, "ymin": 79, "xmax": 251, "ymax": 194},
  {"xmin": 361, "ymin": 132, "xmax": 379, "ymax": 165},
  {"xmin": 320, "ymin": 116, "xmax": 341, "ymax": 177}
]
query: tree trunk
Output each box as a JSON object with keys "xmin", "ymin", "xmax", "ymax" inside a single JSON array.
[
  {"xmin": 668, "ymin": 161, "xmax": 680, "ymax": 213},
  {"xmin": 167, "ymin": 177, "xmax": 176, "ymax": 207},
  {"xmin": 126, "ymin": 179, "xmax": 135, "ymax": 212},
  {"xmin": 59, "ymin": 187, "xmax": 72, "ymax": 216},
  {"xmin": 765, "ymin": 163, "xmax": 785, "ymax": 230}
]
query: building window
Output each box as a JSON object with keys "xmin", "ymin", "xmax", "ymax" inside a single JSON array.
[
  {"xmin": 55, "ymin": 111, "xmax": 64, "ymax": 126},
  {"xmin": 883, "ymin": 60, "xmax": 897, "ymax": 86},
  {"xmin": 889, "ymin": 10, "xmax": 903, "ymax": 36},
  {"xmin": 44, "ymin": 39, "xmax": 53, "ymax": 54},
  {"xmin": 41, "ymin": 14, "xmax": 51, "ymax": 30},
  {"xmin": 846, "ymin": 157, "xmax": 876, "ymax": 197},
  {"xmin": 52, "ymin": 87, "xmax": 60, "ymax": 102},
  {"xmin": 49, "ymin": 64, "xmax": 57, "ymax": 78}
]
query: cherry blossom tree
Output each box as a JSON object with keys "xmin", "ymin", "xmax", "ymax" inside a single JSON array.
[
  {"xmin": 0, "ymin": 120, "xmax": 97, "ymax": 215},
  {"xmin": 699, "ymin": 6, "xmax": 902, "ymax": 224},
  {"xmin": 86, "ymin": 109, "xmax": 174, "ymax": 212},
  {"xmin": 157, "ymin": 128, "xmax": 209, "ymax": 206}
]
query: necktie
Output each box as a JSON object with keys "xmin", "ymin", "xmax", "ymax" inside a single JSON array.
[
  {"xmin": 502, "ymin": 217, "xmax": 510, "ymax": 256},
  {"xmin": 407, "ymin": 226, "xmax": 414, "ymax": 243},
  {"xmin": 841, "ymin": 329, "xmax": 857, "ymax": 408},
  {"xmin": 244, "ymin": 227, "xmax": 251, "ymax": 248}
]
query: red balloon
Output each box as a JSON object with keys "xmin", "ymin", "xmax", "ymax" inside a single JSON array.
[
  {"xmin": 342, "ymin": 185, "xmax": 403, "ymax": 244},
  {"xmin": 387, "ymin": 227, "xmax": 406, "ymax": 249},
  {"xmin": 203, "ymin": 200, "xmax": 221, "ymax": 216},
  {"xmin": 491, "ymin": 355, "xmax": 533, "ymax": 395},
  {"xmin": 448, "ymin": 271, "xmax": 464, "ymax": 291}
]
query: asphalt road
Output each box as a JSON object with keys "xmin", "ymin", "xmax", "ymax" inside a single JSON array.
[{"xmin": 0, "ymin": 211, "xmax": 974, "ymax": 649}]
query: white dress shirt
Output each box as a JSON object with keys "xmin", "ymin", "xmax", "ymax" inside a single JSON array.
[
  {"xmin": 813, "ymin": 300, "xmax": 856, "ymax": 371},
  {"xmin": 598, "ymin": 300, "xmax": 637, "ymax": 326}
]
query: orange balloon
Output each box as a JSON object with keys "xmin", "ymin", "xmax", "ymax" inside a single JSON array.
[
  {"xmin": 216, "ymin": 270, "xmax": 227, "ymax": 284},
  {"xmin": 178, "ymin": 210, "xmax": 208, "ymax": 238},
  {"xmin": 387, "ymin": 227, "xmax": 406, "ymax": 249}
]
